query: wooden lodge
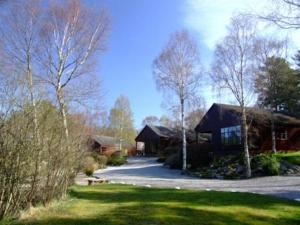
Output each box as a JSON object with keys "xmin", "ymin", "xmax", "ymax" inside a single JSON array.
[
  {"xmin": 195, "ymin": 103, "xmax": 300, "ymax": 156},
  {"xmin": 135, "ymin": 125, "xmax": 179, "ymax": 156},
  {"xmin": 89, "ymin": 135, "xmax": 136, "ymax": 157}
]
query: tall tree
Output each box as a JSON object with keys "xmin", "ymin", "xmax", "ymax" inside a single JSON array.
[
  {"xmin": 108, "ymin": 95, "xmax": 136, "ymax": 147},
  {"xmin": 153, "ymin": 30, "xmax": 201, "ymax": 171},
  {"xmin": 254, "ymin": 37, "xmax": 288, "ymax": 153},
  {"xmin": 37, "ymin": 0, "xmax": 109, "ymax": 145},
  {"xmin": 211, "ymin": 15, "xmax": 257, "ymax": 178},
  {"xmin": 255, "ymin": 57, "xmax": 299, "ymax": 152},
  {"xmin": 256, "ymin": 57, "xmax": 299, "ymax": 113},
  {"xmin": 36, "ymin": 0, "xmax": 109, "ymax": 198}
]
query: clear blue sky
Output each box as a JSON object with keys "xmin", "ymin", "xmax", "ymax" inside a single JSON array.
[
  {"xmin": 88, "ymin": 0, "xmax": 214, "ymax": 128},
  {"xmin": 87, "ymin": 0, "xmax": 279, "ymax": 128}
]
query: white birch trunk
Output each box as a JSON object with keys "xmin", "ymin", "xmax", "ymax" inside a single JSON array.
[
  {"xmin": 242, "ymin": 106, "xmax": 251, "ymax": 178},
  {"xmin": 181, "ymin": 98, "xmax": 187, "ymax": 171}
]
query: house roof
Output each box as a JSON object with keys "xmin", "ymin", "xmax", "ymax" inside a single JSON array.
[
  {"xmin": 147, "ymin": 125, "xmax": 178, "ymax": 138},
  {"xmin": 195, "ymin": 103, "xmax": 300, "ymax": 132},
  {"xmin": 135, "ymin": 125, "xmax": 179, "ymax": 142},
  {"xmin": 93, "ymin": 135, "xmax": 118, "ymax": 146}
]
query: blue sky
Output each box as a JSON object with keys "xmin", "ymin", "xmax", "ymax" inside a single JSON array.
[{"xmin": 87, "ymin": 0, "xmax": 295, "ymax": 128}]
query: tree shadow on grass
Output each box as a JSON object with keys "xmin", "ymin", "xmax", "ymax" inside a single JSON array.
[
  {"xmin": 14, "ymin": 185, "xmax": 300, "ymax": 225},
  {"xmin": 69, "ymin": 185, "xmax": 300, "ymax": 210},
  {"xmin": 17, "ymin": 203, "xmax": 300, "ymax": 225}
]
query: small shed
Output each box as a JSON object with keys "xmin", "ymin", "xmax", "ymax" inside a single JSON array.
[
  {"xmin": 135, "ymin": 125, "xmax": 179, "ymax": 156},
  {"xmin": 89, "ymin": 135, "xmax": 119, "ymax": 157}
]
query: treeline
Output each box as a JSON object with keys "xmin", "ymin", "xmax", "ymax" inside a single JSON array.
[{"xmin": 0, "ymin": 0, "xmax": 109, "ymax": 219}]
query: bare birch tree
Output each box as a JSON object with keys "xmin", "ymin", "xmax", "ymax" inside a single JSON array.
[
  {"xmin": 153, "ymin": 30, "xmax": 201, "ymax": 171},
  {"xmin": 37, "ymin": 0, "xmax": 109, "ymax": 144},
  {"xmin": 261, "ymin": 0, "xmax": 300, "ymax": 29},
  {"xmin": 35, "ymin": 0, "xmax": 109, "ymax": 197},
  {"xmin": 211, "ymin": 15, "xmax": 257, "ymax": 178}
]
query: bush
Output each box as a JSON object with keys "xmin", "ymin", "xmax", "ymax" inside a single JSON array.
[
  {"xmin": 107, "ymin": 155, "xmax": 126, "ymax": 166},
  {"xmin": 83, "ymin": 156, "xmax": 98, "ymax": 176},
  {"xmin": 157, "ymin": 157, "xmax": 166, "ymax": 163},
  {"xmin": 165, "ymin": 152, "xmax": 181, "ymax": 169},
  {"xmin": 94, "ymin": 154, "xmax": 108, "ymax": 168},
  {"xmin": 252, "ymin": 154, "xmax": 280, "ymax": 176}
]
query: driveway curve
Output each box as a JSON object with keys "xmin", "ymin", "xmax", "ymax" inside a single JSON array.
[{"xmin": 90, "ymin": 157, "xmax": 300, "ymax": 201}]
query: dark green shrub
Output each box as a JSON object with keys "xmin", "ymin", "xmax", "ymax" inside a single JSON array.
[
  {"xmin": 165, "ymin": 152, "xmax": 181, "ymax": 169},
  {"xmin": 187, "ymin": 143, "xmax": 213, "ymax": 169},
  {"xmin": 84, "ymin": 168, "xmax": 94, "ymax": 177},
  {"xmin": 252, "ymin": 154, "xmax": 280, "ymax": 176},
  {"xmin": 108, "ymin": 155, "xmax": 126, "ymax": 166},
  {"xmin": 157, "ymin": 157, "xmax": 166, "ymax": 163}
]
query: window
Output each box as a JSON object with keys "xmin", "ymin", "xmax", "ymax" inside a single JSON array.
[
  {"xmin": 221, "ymin": 125, "xmax": 241, "ymax": 145},
  {"xmin": 277, "ymin": 130, "xmax": 288, "ymax": 140}
]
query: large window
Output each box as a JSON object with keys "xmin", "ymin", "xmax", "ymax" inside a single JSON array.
[{"xmin": 221, "ymin": 125, "xmax": 241, "ymax": 145}]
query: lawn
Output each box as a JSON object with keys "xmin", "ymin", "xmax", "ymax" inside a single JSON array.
[
  {"xmin": 12, "ymin": 184, "xmax": 300, "ymax": 225},
  {"xmin": 275, "ymin": 151, "xmax": 300, "ymax": 166}
]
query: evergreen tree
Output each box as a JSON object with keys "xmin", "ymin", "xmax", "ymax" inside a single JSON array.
[{"xmin": 255, "ymin": 56, "xmax": 299, "ymax": 114}]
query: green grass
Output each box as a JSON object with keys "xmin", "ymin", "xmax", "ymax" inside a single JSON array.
[
  {"xmin": 275, "ymin": 151, "xmax": 300, "ymax": 165},
  {"xmin": 12, "ymin": 184, "xmax": 300, "ymax": 225}
]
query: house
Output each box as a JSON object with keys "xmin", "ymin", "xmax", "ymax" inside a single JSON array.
[
  {"xmin": 89, "ymin": 135, "xmax": 136, "ymax": 157},
  {"xmin": 195, "ymin": 103, "xmax": 300, "ymax": 156},
  {"xmin": 135, "ymin": 125, "xmax": 179, "ymax": 156}
]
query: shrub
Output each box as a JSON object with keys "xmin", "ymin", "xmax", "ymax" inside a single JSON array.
[
  {"xmin": 165, "ymin": 152, "xmax": 181, "ymax": 169},
  {"xmin": 187, "ymin": 143, "xmax": 213, "ymax": 169},
  {"xmin": 157, "ymin": 157, "xmax": 166, "ymax": 163},
  {"xmin": 83, "ymin": 156, "xmax": 98, "ymax": 176},
  {"xmin": 107, "ymin": 155, "xmax": 126, "ymax": 166},
  {"xmin": 95, "ymin": 155, "xmax": 108, "ymax": 168},
  {"xmin": 252, "ymin": 154, "xmax": 280, "ymax": 176}
]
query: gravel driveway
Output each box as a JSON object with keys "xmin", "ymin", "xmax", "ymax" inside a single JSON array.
[{"xmin": 81, "ymin": 157, "xmax": 300, "ymax": 201}]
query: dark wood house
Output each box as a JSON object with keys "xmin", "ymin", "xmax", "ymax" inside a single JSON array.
[
  {"xmin": 89, "ymin": 135, "xmax": 136, "ymax": 157},
  {"xmin": 135, "ymin": 125, "xmax": 179, "ymax": 156},
  {"xmin": 195, "ymin": 103, "xmax": 300, "ymax": 156}
]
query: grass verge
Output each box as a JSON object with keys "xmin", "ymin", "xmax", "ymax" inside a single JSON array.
[{"xmin": 11, "ymin": 184, "xmax": 300, "ymax": 225}]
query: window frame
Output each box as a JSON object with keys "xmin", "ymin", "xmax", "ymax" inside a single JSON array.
[{"xmin": 221, "ymin": 125, "xmax": 242, "ymax": 145}]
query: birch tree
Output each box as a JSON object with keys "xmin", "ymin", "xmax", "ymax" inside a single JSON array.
[
  {"xmin": 211, "ymin": 15, "xmax": 257, "ymax": 178},
  {"xmin": 153, "ymin": 30, "xmax": 201, "ymax": 171},
  {"xmin": 37, "ymin": 0, "xmax": 109, "ymax": 145},
  {"xmin": 261, "ymin": 0, "xmax": 300, "ymax": 29}
]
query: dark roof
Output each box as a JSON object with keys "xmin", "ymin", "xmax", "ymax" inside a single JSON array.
[
  {"xmin": 92, "ymin": 135, "xmax": 134, "ymax": 148},
  {"xmin": 93, "ymin": 135, "xmax": 118, "ymax": 146},
  {"xmin": 148, "ymin": 125, "xmax": 178, "ymax": 138},
  {"xmin": 195, "ymin": 103, "xmax": 300, "ymax": 131},
  {"xmin": 135, "ymin": 125, "xmax": 179, "ymax": 142}
]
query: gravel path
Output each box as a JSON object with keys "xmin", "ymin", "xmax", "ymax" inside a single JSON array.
[{"xmin": 77, "ymin": 157, "xmax": 300, "ymax": 201}]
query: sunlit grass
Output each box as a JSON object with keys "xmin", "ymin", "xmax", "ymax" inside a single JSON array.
[
  {"xmin": 275, "ymin": 151, "xmax": 300, "ymax": 165},
  {"xmin": 13, "ymin": 184, "xmax": 300, "ymax": 225}
]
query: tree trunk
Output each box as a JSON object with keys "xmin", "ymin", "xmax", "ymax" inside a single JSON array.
[
  {"xmin": 181, "ymin": 98, "xmax": 187, "ymax": 171},
  {"xmin": 27, "ymin": 54, "xmax": 40, "ymax": 207},
  {"xmin": 57, "ymin": 87, "xmax": 69, "ymax": 141},
  {"xmin": 271, "ymin": 114, "xmax": 276, "ymax": 153},
  {"xmin": 242, "ymin": 106, "xmax": 251, "ymax": 178},
  {"xmin": 56, "ymin": 86, "xmax": 70, "ymax": 198}
]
